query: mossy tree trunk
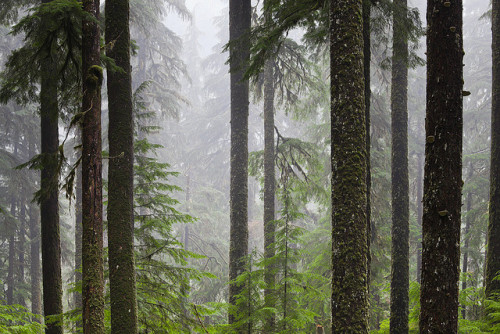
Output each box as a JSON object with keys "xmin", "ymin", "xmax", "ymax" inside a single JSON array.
[
  {"xmin": 106, "ymin": 0, "xmax": 138, "ymax": 332},
  {"xmin": 486, "ymin": 0, "xmax": 500, "ymax": 303},
  {"xmin": 40, "ymin": 1, "xmax": 64, "ymax": 331},
  {"xmin": 419, "ymin": 0, "xmax": 463, "ymax": 332},
  {"xmin": 74, "ymin": 133, "xmax": 82, "ymax": 331},
  {"xmin": 7, "ymin": 196, "xmax": 16, "ymax": 306},
  {"xmin": 390, "ymin": 0, "xmax": 409, "ymax": 332},
  {"xmin": 228, "ymin": 0, "xmax": 251, "ymax": 331},
  {"xmin": 81, "ymin": 0, "xmax": 104, "ymax": 333},
  {"xmin": 363, "ymin": 0, "xmax": 372, "ymax": 297},
  {"xmin": 263, "ymin": 3, "xmax": 276, "ymax": 331},
  {"xmin": 330, "ymin": 0, "xmax": 369, "ymax": 332}
]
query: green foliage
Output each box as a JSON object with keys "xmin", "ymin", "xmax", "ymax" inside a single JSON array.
[{"xmin": 0, "ymin": 302, "xmax": 44, "ymax": 333}]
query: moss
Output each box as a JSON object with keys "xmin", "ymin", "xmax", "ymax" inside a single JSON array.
[{"xmin": 86, "ymin": 65, "xmax": 103, "ymax": 89}]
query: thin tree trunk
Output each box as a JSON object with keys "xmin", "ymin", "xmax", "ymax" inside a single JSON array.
[
  {"xmin": 106, "ymin": 0, "xmax": 138, "ymax": 332},
  {"xmin": 228, "ymin": 0, "xmax": 251, "ymax": 331},
  {"xmin": 330, "ymin": 0, "xmax": 368, "ymax": 331},
  {"xmin": 419, "ymin": 0, "xmax": 463, "ymax": 331},
  {"xmin": 416, "ymin": 153, "xmax": 423, "ymax": 284},
  {"xmin": 28, "ymin": 134, "xmax": 42, "ymax": 322},
  {"xmin": 390, "ymin": 0, "xmax": 409, "ymax": 332},
  {"xmin": 18, "ymin": 194, "xmax": 26, "ymax": 307},
  {"xmin": 486, "ymin": 0, "xmax": 500, "ymax": 303},
  {"xmin": 7, "ymin": 196, "xmax": 16, "ymax": 306},
  {"xmin": 74, "ymin": 149, "xmax": 82, "ymax": 332},
  {"xmin": 461, "ymin": 163, "xmax": 473, "ymax": 320},
  {"xmin": 263, "ymin": 9, "xmax": 276, "ymax": 330},
  {"xmin": 40, "ymin": 0, "xmax": 64, "ymax": 328},
  {"xmin": 81, "ymin": 1, "xmax": 104, "ymax": 332}
]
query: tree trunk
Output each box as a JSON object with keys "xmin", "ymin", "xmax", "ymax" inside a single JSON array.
[
  {"xmin": 40, "ymin": 0, "xmax": 64, "ymax": 330},
  {"xmin": 486, "ymin": 0, "xmax": 500, "ymax": 303},
  {"xmin": 263, "ymin": 7, "xmax": 276, "ymax": 330},
  {"xmin": 18, "ymin": 194, "xmax": 26, "ymax": 307},
  {"xmin": 28, "ymin": 134, "xmax": 42, "ymax": 322},
  {"xmin": 81, "ymin": 1, "xmax": 104, "ymax": 333},
  {"xmin": 74, "ymin": 140, "xmax": 82, "ymax": 332},
  {"xmin": 228, "ymin": 0, "xmax": 251, "ymax": 331},
  {"xmin": 390, "ymin": 0, "xmax": 409, "ymax": 332},
  {"xmin": 7, "ymin": 196, "xmax": 16, "ymax": 306},
  {"xmin": 416, "ymin": 153, "xmax": 423, "ymax": 284},
  {"xmin": 330, "ymin": 0, "xmax": 368, "ymax": 331},
  {"xmin": 419, "ymin": 0, "xmax": 463, "ymax": 331},
  {"xmin": 106, "ymin": 0, "xmax": 138, "ymax": 332}
]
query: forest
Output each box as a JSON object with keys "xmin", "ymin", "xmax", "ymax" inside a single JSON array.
[{"xmin": 0, "ymin": 0, "xmax": 498, "ymax": 333}]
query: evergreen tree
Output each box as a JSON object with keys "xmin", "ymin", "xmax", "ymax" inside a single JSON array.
[
  {"xmin": 39, "ymin": 1, "xmax": 63, "ymax": 332},
  {"xmin": 390, "ymin": 0, "xmax": 409, "ymax": 332},
  {"xmin": 419, "ymin": 0, "xmax": 463, "ymax": 332},
  {"xmin": 330, "ymin": 0, "xmax": 369, "ymax": 332},
  {"xmin": 228, "ymin": 0, "xmax": 251, "ymax": 330},
  {"xmin": 106, "ymin": 0, "xmax": 138, "ymax": 332},
  {"xmin": 486, "ymin": 0, "xmax": 500, "ymax": 304},
  {"xmin": 81, "ymin": 0, "xmax": 104, "ymax": 332}
]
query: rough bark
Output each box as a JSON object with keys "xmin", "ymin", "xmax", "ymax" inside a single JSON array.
[
  {"xmin": 106, "ymin": 0, "xmax": 138, "ymax": 332},
  {"xmin": 486, "ymin": 0, "xmax": 500, "ymax": 302},
  {"xmin": 416, "ymin": 153, "xmax": 423, "ymax": 284},
  {"xmin": 81, "ymin": 1, "xmax": 104, "ymax": 333},
  {"xmin": 40, "ymin": 1, "xmax": 64, "ymax": 331},
  {"xmin": 419, "ymin": 0, "xmax": 463, "ymax": 332},
  {"xmin": 263, "ymin": 15, "xmax": 276, "ymax": 332},
  {"xmin": 390, "ymin": 0, "xmax": 409, "ymax": 332},
  {"xmin": 75, "ymin": 143, "xmax": 82, "ymax": 331},
  {"xmin": 228, "ymin": 0, "xmax": 251, "ymax": 331},
  {"xmin": 363, "ymin": 0, "xmax": 372, "ymax": 306},
  {"xmin": 330, "ymin": 0, "xmax": 369, "ymax": 332}
]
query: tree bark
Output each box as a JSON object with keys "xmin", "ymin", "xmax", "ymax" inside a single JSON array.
[
  {"xmin": 228, "ymin": 0, "xmax": 251, "ymax": 331},
  {"xmin": 18, "ymin": 194, "xmax": 26, "ymax": 307},
  {"xmin": 419, "ymin": 0, "xmax": 463, "ymax": 331},
  {"xmin": 81, "ymin": 1, "xmax": 104, "ymax": 333},
  {"xmin": 106, "ymin": 0, "xmax": 138, "ymax": 332},
  {"xmin": 40, "ymin": 1, "xmax": 64, "ymax": 331},
  {"xmin": 390, "ymin": 0, "xmax": 409, "ymax": 332},
  {"xmin": 7, "ymin": 196, "xmax": 16, "ymax": 306},
  {"xmin": 330, "ymin": 0, "xmax": 368, "ymax": 332},
  {"xmin": 486, "ymin": 0, "xmax": 500, "ymax": 303}
]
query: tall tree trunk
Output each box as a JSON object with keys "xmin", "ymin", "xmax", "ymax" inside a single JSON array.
[
  {"xmin": 228, "ymin": 0, "xmax": 251, "ymax": 331},
  {"xmin": 263, "ymin": 8, "xmax": 276, "ymax": 331},
  {"xmin": 81, "ymin": 1, "xmax": 104, "ymax": 333},
  {"xmin": 390, "ymin": 0, "xmax": 409, "ymax": 332},
  {"xmin": 416, "ymin": 153, "xmax": 423, "ymax": 284},
  {"xmin": 40, "ymin": 0, "xmax": 64, "ymax": 327},
  {"xmin": 419, "ymin": 0, "xmax": 463, "ymax": 331},
  {"xmin": 330, "ymin": 0, "xmax": 368, "ymax": 331},
  {"xmin": 461, "ymin": 162, "xmax": 473, "ymax": 320},
  {"xmin": 7, "ymin": 196, "xmax": 16, "ymax": 306},
  {"xmin": 363, "ymin": 0, "xmax": 372, "ymax": 286},
  {"xmin": 18, "ymin": 194, "xmax": 26, "ymax": 307},
  {"xmin": 486, "ymin": 0, "xmax": 500, "ymax": 303},
  {"xmin": 28, "ymin": 134, "xmax": 42, "ymax": 322},
  {"xmin": 106, "ymin": 0, "xmax": 138, "ymax": 332},
  {"xmin": 74, "ymin": 146, "xmax": 82, "ymax": 332}
]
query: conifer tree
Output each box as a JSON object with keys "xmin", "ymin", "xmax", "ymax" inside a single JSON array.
[
  {"xmin": 40, "ymin": 1, "xmax": 64, "ymax": 332},
  {"xmin": 330, "ymin": 0, "xmax": 368, "ymax": 332},
  {"xmin": 390, "ymin": 0, "xmax": 410, "ymax": 332},
  {"xmin": 487, "ymin": 0, "xmax": 500, "ymax": 303},
  {"xmin": 81, "ymin": 0, "xmax": 104, "ymax": 332},
  {"xmin": 106, "ymin": 0, "xmax": 138, "ymax": 332},
  {"xmin": 228, "ymin": 0, "xmax": 251, "ymax": 330},
  {"xmin": 419, "ymin": 0, "xmax": 463, "ymax": 331}
]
